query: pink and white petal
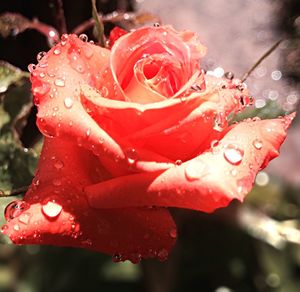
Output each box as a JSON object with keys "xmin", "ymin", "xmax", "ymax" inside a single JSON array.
[{"xmin": 85, "ymin": 114, "xmax": 295, "ymax": 213}]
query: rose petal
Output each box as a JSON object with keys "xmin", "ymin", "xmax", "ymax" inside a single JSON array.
[
  {"xmin": 81, "ymin": 75, "xmax": 244, "ymax": 161},
  {"xmin": 111, "ymin": 25, "xmax": 204, "ymax": 102},
  {"xmin": 3, "ymin": 138, "xmax": 176, "ymax": 260},
  {"xmin": 85, "ymin": 114, "xmax": 295, "ymax": 213}
]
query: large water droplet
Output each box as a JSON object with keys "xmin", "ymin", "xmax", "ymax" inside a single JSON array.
[
  {"xmin": 223, "ymin": 144, "xmax": 244, "ymax": 165},
  {"xmin": 253, "ymin": 139, "xmax": 263, "ymax": 150},
  {"xmin": 185, "ymin": 159, "xmax": 208, "ymax": 181},
  {"xmin": 5, "ymin": 200, "xmax": 29, "ymax": 221},
  {"xmin": 42, "ymin": 201, "xmax": 62, "ymax": 218},
  {"xmin": 54, "ymin": 78, "xmax": 65, "ymax": 87},
  {"xmin": 64, "ymin": 97, "xmax": 74, "ymax": 109}
]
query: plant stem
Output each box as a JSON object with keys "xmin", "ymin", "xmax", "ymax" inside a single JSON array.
[
  {"xmin": 91, "ymin": 0, "xmax": 105, "ymax": 47},
  {"xmin": 241, "ymin": 39, "xmax": 283, "ymax": 82}
]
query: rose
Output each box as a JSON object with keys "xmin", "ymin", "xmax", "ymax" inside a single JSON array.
[{"xmin": 2, "ymin": 26, "xmax": 294, "ymax": 262}]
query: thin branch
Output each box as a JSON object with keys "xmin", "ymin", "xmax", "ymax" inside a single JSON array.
[
  {"xmin": 241, "ymin": 39, "xmax": 283, "ymax": 82},
  {"xmin": 0, "ymin": 186, "xmax": 29, "ymax": 197},
  {"xmin": 53, "ymin": 0, "xmax": 67, "ymax": 35}
]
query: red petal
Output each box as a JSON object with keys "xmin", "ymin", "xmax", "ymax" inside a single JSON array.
[
  {"xmin": 3, "ymin": 138, "xmax": 176, "ymax": 260},
  {"xmin": 85, "ymin": 114, "xmax": 295, "ymax": 213},
  {"xmin": 109, "ymin": 27, "xmax": 128, "ymax": 48}
]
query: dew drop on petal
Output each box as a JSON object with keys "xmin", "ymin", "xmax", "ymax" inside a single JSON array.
[
  {"xmin": 37, "ymin": 51, "xmax": 46, "ymax": 62},
  {"xmin": 53, "ymin": 48, "xmax": 61, "ymax": 55},
  {"xmin": 54, "ymin": 159, "xmax": 64, "ymax": 170},
  {"xmin": 157, "ymin": 248, "xmax": 168, "ymax": 261},
  {"xmin": 230, "ymin": 169, "xmax": 238, "ymax": 177},
  {"xmin": 13, "ymin": 224, "xmax": 20, "ymax": 231},
  {"xmin": 64, "ymin": 97, "xmax": 74, "ymax": 109},
  {"xmin": 54, "ymin": 78, "xmax": 65, "ymax": 87},
  {"xmin": 253, "ymin": 139, "xmax": 263, "ymax": 150},
  {"xmin": 28, "ymin": 64, "xmax": 36, "ymax": 73},
  {"xmin": 112, "ymin": 254, "xmax": 122, "ymax": 263},
  {"xmin": 5, "ymin": 200, "xmax": 29, "ymax": 221},
  {"xmin": 223, "ymin": 144, "xmax": 244, "ymax": 165},
  {"xmin": 18, "ymin": 212, "xmax": 31, "ymax": 225},
  {"xmin": 175, "ymin": 160, "xmax": 182, "ymax": 166},
  {"xmin": 185, "ymin": 159, "xmax": 208, "ymax": 181},
  {"xmin": 125, "ymin": 148, "xmax": 138, "ymax": 165},
  {"xmin": 42, "ymin": 201, "xmax": 62, "ymax": 218},
  {"xmin": 169, "ymin": 228, "xmax": 177, "ymax": 239},
  {"xmin": 85, "ymin": 128, "xmax": 91, "ymax": 137},
  {"xmin": 52, "ymin": 178, "xmax": 62, "ymax": 186},
  {"xmin": 79, "ymin": 34, "xmax": 88, "ymax": 42}
]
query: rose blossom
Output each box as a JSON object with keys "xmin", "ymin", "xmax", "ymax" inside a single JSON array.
[{"xmin": 2, "ymin": 25, "xmax": 294, "ymax": 262}]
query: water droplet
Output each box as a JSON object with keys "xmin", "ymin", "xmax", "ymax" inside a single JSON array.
[
  {"xmin": 33, "ymin": 82, "xmax": 51, "ymax": 97},
  {"xmin": 230, "ymin": 169, "xmax": 238, "ymax": 177},
  {"xmin": 86, "ymin": 128, "xmax": 91, "ymax": 137},
  {"xmin": 101, "ymin": 86, "xmax": 108, "ymax": 97},
  {"xmin": 175, "ymin": 160, "xmax": 182, "ymax": 166},
  {"xmin": 42, "ymin": 201, "xmax": 62, "ymax": 218},
  {"xmin": 39, "ymin": 72, "xmax": 46, "ymax": 78},
  {"xmin": 213, "ymin": 112, "xmax": 227, "ymax": 132},
  {"xmin": 54, "ymin": 159, "xmax": 64, "ymax": 170},
  {"xmin": 13, "ymin": 224, "xmax": 20, "ymax": 231},
  {"xmin": 253, "ymin": 139, "xmax": 263, "ymax": 150},
  {"xmin": 37, "ymin": 51, "xmax": 46, "ymax": 61},
  {"xmin": 83, "ymin": 46, "xmax": 93, "ymax": 59},
  {"xmin": 169, "ymin": 228, "xmax": 177, "ymax": 239},
  {"xmin": 225, "ymin": 71, "xmax": 234, "ymax": 80},
  {"xmin": 5, "ymin": 200, "xmax": 29, "ymax": 221},
  {"xmin": 18, "ymin": 212, "xmax": 31, "ymax": 225},
  {"xmin": 125, "ymin": 148, "xmax": 138, "ymax": 165},
  {"xmin": 157, "ymin": 249, "xmax": 168, "ymax": 261},
  {"xmin": 52, "ymin": 178, "xmax": 62, "ymax": 186},
  {"xmin": 79, "ymin": 34, "xmax": 88, "ymax": 42},
  {"xmin": 1, "ymin": 224, "xmax": 8, "ymax": 234},
  {"xmin": 112, "ymin": 254, "xmax": 122, "ymax": 263},
  {"xmin": 28, "ymin": 64, "xmax": 36, "ymax": 73},
  {"xmin": 223, "ymin": 144, "xmax": 244, "ymax": 165},
  {"xmin": 54, "ymin": 78, "xmax": 65, "ymax": 87},
  {"xmin": 64, "ymin": 97, "xmax": 74, "ymax": 109},
  {"xmin": 128, "ymin": 253, "xmax": 142, "ymax": 264},
  {"xmin": 185, "ymin": 159, "xmax": 208, "ymax": 181},
  {"xmin": 53, "ymin": 48, "xmax": 61, "ymax": 55}
]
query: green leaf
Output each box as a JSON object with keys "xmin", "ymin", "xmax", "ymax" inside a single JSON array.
[
  {"xmin": 232, "ymin": 100, "xmax": 286, "ymax": 123},
  {"xmin": 0, "ymin": 136, "xmax": 38, "ymax": 192},
  {"xmin": 0, "ymin": 61, "xmax": 29, "ymax": 94},
  {"xmin": 0, "ymin": 63, "xmax": 32, "ymax": 139}
]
